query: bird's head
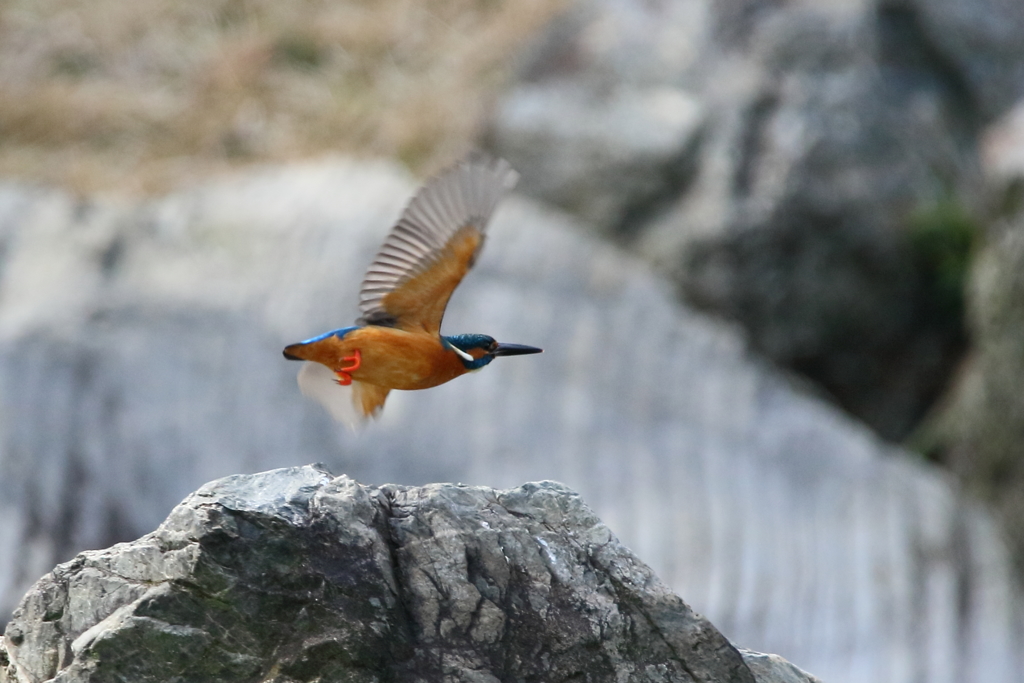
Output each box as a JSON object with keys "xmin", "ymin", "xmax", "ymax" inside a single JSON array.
[{"xmin": 443, "ymin": 334, "xmax": 542, "ymax": 370}]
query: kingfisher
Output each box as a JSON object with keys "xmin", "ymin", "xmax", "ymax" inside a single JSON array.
[{"xmin": 283, "ymin": 154, "xmax": 542, "ymax": 427}]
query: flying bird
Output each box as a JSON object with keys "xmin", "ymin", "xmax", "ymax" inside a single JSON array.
[{"xmin": 283, "ymin": 155, "xmax": 542, "ymax": 427}]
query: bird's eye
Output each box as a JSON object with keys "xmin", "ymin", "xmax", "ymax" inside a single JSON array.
[{"xmin": 489, "ymin": 341, "xmax": 498, "ymax": 352}]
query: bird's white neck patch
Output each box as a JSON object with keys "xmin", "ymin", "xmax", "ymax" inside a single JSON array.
[{"xmin": 449, "ymin": 344, "xmax": 474, "ymax": 362}]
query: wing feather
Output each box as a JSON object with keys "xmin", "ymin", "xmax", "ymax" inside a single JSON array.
[{"xmin": 357, "ymin": 154, "xmax": 518, "ymax": 332}]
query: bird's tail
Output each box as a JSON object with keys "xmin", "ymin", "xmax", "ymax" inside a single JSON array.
[{"xmin": 296, "ymin": 361, "xmax": 390, "ymax": 430}]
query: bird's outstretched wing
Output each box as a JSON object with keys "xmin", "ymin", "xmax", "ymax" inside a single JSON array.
[{"xmin": 357, "ymin": 154, "xmax": 518, "ymax": 334}]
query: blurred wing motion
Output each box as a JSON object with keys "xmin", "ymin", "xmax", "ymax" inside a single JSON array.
[
  {"xmin": 357, "ymin": 155, "xmax": 519, "ymax": 334},
  {"xmin": 297, "ymin": 362, "xmax": 390, "ymax": 431}
]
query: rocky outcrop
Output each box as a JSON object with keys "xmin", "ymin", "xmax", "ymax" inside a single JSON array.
[
  {"xmin": 0, "ymin": 465, "xmax": 819, "ymax": 683},
  {"xmin": 487, "ymin": 0, "xmax": 1024, "ymax": 440},
  {"xmin": 0, "ymin": 160, "xmax": 1021, "ymax": 683},
  {"xmin": 924, "ymin": 101, "xmax": 1024, "ymax": 570}
]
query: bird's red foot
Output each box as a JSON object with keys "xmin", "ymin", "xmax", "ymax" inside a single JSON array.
[{"xmin": 333, "ymin": 350, "xmax": 362, "ymax": 386}]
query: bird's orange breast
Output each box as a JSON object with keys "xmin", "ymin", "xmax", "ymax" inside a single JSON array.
[{"xmin": 287, "ymin": 326, "xmax": 467, "ymax": 391}]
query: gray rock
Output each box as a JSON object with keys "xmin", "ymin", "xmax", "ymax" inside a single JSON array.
[
  {"xmin": 485, "ymin": 0, "xmax": 1024, "ymax": 439},
  {"xmin": 0, "ymin": 160, "xmax": 1021, "ymax": 683},
  {"xmin": 923, "ymin": 101, "xmax": 1024, "ymax": 569},
  {"xmin": 486, "ymin": 80, "xmax": 704, "ymax": 238},
  {"xmin": 908, "ymin": 0, "xmax": 1024, "ymax": 121},
  {"xmin": 484, "ymin": 0, "xmax": 712, "ymax": 240},
  {"xmin": 0, "ymin": 465, "xmax": 812, "ymax": 683},
  {"xmin": 740, "ymin": 651, "xmax": 823, "ymax": 683}
]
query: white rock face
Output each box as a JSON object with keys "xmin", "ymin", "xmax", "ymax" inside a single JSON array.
[
  {"xmin": 0, "ymin": 159, "xmax": 1021, "ymax": 683},
  {"xmin": 487, "ymin": 0, "xmax": 1024, "ymax": 442}
]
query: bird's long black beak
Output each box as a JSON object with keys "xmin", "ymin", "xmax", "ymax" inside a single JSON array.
[{"xmin": 492, "ymin": 342, "xmax": 543, "ymax": 357}]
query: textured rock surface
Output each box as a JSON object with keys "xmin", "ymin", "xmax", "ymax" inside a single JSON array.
[
  {"xmin": 740, "ymin": 651, "xmax": 823, "ymax": 683},
  {"xmin": 0, "ymin": 160, "xmax": 1021, "ymax": 683},
  {"xmin": 0, "ymin": 465, "xmax": 819, "ymax": 683},
  {"xmin": 485, "ymin": 0, "xmax": 1024, "ymax": 439}
]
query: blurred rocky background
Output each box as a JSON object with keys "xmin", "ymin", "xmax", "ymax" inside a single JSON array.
[
  {"xmin": 484, "ymin": 0, "xmax": 1024, "ymax": 581},
  {"xmin": 2, "ymin": 1, "xmax": 1024, "ymax": 682}
]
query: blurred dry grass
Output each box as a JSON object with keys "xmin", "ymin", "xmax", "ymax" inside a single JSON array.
[{"xmin": 0, "ymin": 0, "xmax": 565, "ymax": 195}]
